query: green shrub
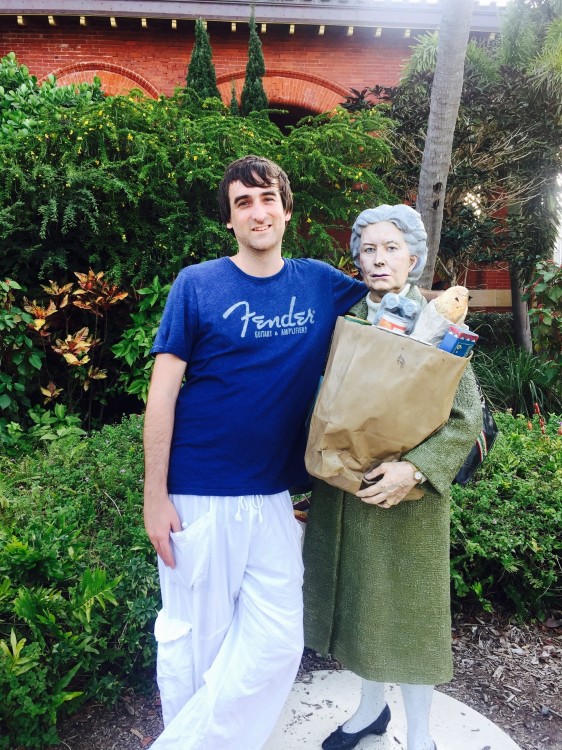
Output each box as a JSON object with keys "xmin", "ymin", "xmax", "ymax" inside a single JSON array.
[
  {"xmin": 0, "ymin": 272, "xmax": 131, "ymax": 434},
  {"xmin": 451, "ymin": 411, "xmax": 562, "ymax": 617},
  {"xmin": 472, "ymin": 345, "xmax": 561, "ymax": 416},
  {"xmin": 1, "ymin": 52, "xmax": 396, "ymax": 436},
  {"xmin": 0, "ymin": 414, "xmax": 158, "ymax": 748},
  {"xmin": 111, "ymin": 276, "xmax": 171, "ymax": 403},
  {"xmin": 0, "ymin": 629, "xmax": 79, "ymax": 750},
  {"xmin": 464, "ymin": 310, "xmax": 514, "ymax": 350},
  {"xmin": 0, "ymin": 51, "xmax": 104, "ymax": 139},
  {"xmin": 0, "ymin": 55, "xmax": 394, "ymax": 291},
  {"xmin": 525, "ymin": 259, "xmax": 562, "ymax": 389},
  {"xmin": 0, "ymin": 279, "xmax": 43, "ymax": 426}
]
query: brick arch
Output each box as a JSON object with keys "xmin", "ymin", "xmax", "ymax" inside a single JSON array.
[
  {"xmin": 43, "ymin": 62, "xmax": 160, "ymax": 99},
  {"xmin": 217, "ymin": 70, "xmax": 348, "ymax": 114}
]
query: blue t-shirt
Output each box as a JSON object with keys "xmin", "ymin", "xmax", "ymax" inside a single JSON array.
[{"xmin": 151, "ymin": 257, "xmax": 365, "ymax": 495}]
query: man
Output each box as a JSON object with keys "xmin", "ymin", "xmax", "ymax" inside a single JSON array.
[{"xmin": 143, "ymin": 155, "xmax": 366, "ymax": 749}]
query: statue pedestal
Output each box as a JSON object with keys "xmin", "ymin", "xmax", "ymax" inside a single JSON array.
[{"xmin": 264, "ymin": 670, "xmax": 521, "ymax": 750}]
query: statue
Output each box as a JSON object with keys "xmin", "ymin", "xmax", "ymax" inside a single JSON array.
[{"xmin": 303, "ymin": 205, "xmax": 483, "ymax": 750}]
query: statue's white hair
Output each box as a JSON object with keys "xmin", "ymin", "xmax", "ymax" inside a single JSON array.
[{"xmin": 350, "ymin": 204, "xmax": 428, "ymax": 283}]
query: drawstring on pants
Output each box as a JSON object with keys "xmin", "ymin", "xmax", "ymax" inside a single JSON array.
[{"xmin": 235, "ymin": 495, "xmax": 264, "ymax": 523}]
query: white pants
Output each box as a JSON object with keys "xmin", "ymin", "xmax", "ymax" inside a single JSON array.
[{"xmin": 152, "ymin": 491, "xmax": 304, "ymax": 750}]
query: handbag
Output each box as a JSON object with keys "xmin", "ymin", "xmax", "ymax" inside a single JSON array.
[{"xmin": 454, "ymin": 389, "xmax": 499, "ymax": 485}]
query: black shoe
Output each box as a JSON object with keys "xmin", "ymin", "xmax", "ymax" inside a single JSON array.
[{"xmin": 321, "ymin": 704, "xmax": 391, "ymax": 750}]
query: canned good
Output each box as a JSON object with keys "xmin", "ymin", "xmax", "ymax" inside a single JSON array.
[
  {"xmin": 373, "ymin": 294, "xmax": 421, "ymax": 334},
  {"xmin": 377, "ymin": 312, "xmax": 409, "ymax": 334},
  {"xmin": 437, "ymin": 324, "xmax": 479, "ymax": 357}
]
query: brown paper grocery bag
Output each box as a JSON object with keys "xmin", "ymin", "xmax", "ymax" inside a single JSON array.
[{"xmin": 305, "ymin": 316, "xmax": 470, "ymax": 495}]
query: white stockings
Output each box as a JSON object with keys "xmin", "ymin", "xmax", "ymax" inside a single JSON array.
[
  {"xmin": 343, "ymin": 678, "xmax": 435, "ymax": 750},
  {"xmin": 342, "ymin": 679, "xmax": 386, "ymax": 733},
  {"xmin": 401, "ymin": 683, "xmax": 434, "ymax": 750}
]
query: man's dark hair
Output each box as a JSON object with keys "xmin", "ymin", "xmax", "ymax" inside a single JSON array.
[{"xmin": 218, "ymin": 155, "xmax": 293, "ymax": 223}]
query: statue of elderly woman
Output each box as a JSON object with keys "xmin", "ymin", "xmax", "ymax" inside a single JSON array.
[{"xmin": 302, "ymin": 205, "xmax": 483, "ymax": 750}]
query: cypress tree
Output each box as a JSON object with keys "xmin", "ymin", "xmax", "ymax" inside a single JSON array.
[
  {"xmin": 230, "ymin": 82, "xmax": 240, "ymax": 116},
  {"xmin": 240, "ymin": 10, "xmax": 268, "ymax": 115},
  {"xmin": 186, "ymin": 19, "xmax": 220, "ymax": 99}
]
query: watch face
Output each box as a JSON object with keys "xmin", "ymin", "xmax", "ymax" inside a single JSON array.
[{"xmin": 414, "ymin": 471, "xmax": 423, "ymax": 482}]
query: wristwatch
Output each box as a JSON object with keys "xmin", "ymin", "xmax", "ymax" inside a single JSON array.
[{"xmin": 413, "ymin": 469, "xmax": 426, "ymax": 484}]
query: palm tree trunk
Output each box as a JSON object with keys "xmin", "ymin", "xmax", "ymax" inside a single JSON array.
[
  {"xmin": 416, "ymin": 0, "xmax": 474, "ymax": 289},
  {"xmin": 510, "ymin": 265, "xmax": 532, "ymax": 352}
]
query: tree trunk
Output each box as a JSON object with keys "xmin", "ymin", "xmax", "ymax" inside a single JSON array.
[
  {"xmin": 510, "ymin": 265, "xmax": 533, "ymax": 352},
  {"xmin": 416, "ymin": 0, "xmax": 474, "ymax": 289}
]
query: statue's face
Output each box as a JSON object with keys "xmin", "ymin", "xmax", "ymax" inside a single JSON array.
[{"xmin": 358, "ymin": 221, "xmax": 417, "ymax": 302}]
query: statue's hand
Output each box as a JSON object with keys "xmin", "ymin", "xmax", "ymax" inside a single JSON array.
[{"xmin": 356, "ymin": 461, "xmax": 419, "ymax": 508}]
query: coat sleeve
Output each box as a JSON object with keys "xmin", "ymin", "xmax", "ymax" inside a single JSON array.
[{"xmin": 403, "ymin": 362, "xmax": 483, "ymax": 497}]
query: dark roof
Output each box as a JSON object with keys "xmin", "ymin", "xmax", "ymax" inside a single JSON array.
[{"xmin": 1, "ymin": 0, "xmax": 507, "ymax": 32}]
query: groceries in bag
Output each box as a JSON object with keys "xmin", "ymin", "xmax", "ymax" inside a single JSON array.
[
  {"xmin": 411, "ymin": 286, "xmax": 477, "ymax": 356},
  {"xmin": 372, "ymin": 293, "xmax": 421, "ymax": 334}
]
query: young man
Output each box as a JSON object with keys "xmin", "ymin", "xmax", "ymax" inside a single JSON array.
[{"xmin": 143, "ymin": 155, "xmax": 366, "ymax": 749}]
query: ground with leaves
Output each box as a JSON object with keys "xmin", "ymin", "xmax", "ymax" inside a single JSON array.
[{"xmin": 56, "ymin": 609, "xmax": 561, "ymax": 750}]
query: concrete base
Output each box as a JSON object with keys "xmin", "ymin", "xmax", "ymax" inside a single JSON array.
[{"xmin": 264, "ymin": 670, "xmax": 522, "ymax": 750}]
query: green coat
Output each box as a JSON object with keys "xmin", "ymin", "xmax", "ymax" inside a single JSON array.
[{"xmin": 303, "ymin": 287, "xmax": 482, "ymax": 685}]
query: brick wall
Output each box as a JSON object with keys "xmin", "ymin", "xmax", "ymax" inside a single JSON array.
[
  {"xmin": 0, "ymin": 16, "xmax": 411, "ymax": 106},
  {"xmin": 465, "ymin": 265, "xmax": 512, "ymax": 310}
]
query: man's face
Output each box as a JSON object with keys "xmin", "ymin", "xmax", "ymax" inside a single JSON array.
[
  {"xmin": 226, "ymin": 179, "xmax": 292, "ymax": 256},
  {"xmin": 359, "ymin": 221, "xmax": 417, "ymax": 302}
]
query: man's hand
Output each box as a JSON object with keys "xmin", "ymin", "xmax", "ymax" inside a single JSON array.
[
  {"xmin": 144, "ymin": 490, "xmax": 182, "ymax": 567},
  {"xmin": 356, "ymin": 461, "xmax": 419, "ymax": 509},
  {"xmin": 143, "ymin": 353, "xmax": 187, "ymax": 568}
]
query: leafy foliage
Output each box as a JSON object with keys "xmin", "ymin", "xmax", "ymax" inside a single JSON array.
[
  {"xmin": 111, "ymin": 276, "xmax": 171, "ymax": 402},
  {"xmin": 26, "ymin": 403, "xmax": 87, "ymax": 444},
  {"xmin": 186, "ymin": 19, "xmax": 220, "ymax": 101},
  {"xmin": 0, "ymin": 53, "xmax": 394, "ymax": 293},
  {"xmin": 0, "ymin": 630, "xmax": 79, "ymax": 750},
  {"xmin": 0, "ymin": 415, "xmax": 158, "ymax": 748},
  {"xmin": 524, "ymin": 259, "xmax": 562, "ymax": 388},
  {"xmin": 451, "ymin": 411, "xmax": 562, "ymax": 617},
  {"xmin": 343, "ymin": 0, "xmax": 562, "ymax": 286},
  {"xmin": 0, "ymin": 52, "xmax": 104, "ymax": 139},
  {"xmin": 0, "ymin": 89, "xmax": 195, "ymax": 288},
  {"xmin": 464, "ymin": 311, "xmax": 514, "ymax": 351},
  {"xmin": 0, "ymin": 279, "xmax": 42, "ymax": 426},
  {"xmin": 0, "ymin": 51, "xmax": 395, "ymax": 437},
  {"xmin": 240, "ymin": 9, "xmax": 268, "ymax": 116},
  {"xmin": 0, "ymin": 272, "xmax": 129, "ymax": 435},
  {"xmin": 472, "ymin": 345, "xmax": 561, "ymax": 417}
]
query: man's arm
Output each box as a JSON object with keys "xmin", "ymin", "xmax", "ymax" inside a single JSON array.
[{"xmin": 143, "ymin": 352, "xmax": 187, "ymax": 568}]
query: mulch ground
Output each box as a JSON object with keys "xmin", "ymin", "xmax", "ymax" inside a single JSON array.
[{"xmin": 57, "ymin": 608, "xmax": 562, "ymax": 750}]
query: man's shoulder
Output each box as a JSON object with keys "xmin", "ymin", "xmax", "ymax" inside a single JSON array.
[
  {"xmin": 171, "ymin": 259, "xmax": 229, "ymax": 289},
  {"xmin": 285, "ymin": 257, "xmax": 354, "ymax": 279},
  {"xmin": 178, "ymin": 258, "xmax": 226, "ymax": 277}
]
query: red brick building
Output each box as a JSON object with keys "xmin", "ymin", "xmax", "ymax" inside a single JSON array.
[{"xmin": 0, "ymin": 0, "xmax": 512, "ymax": 306}]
